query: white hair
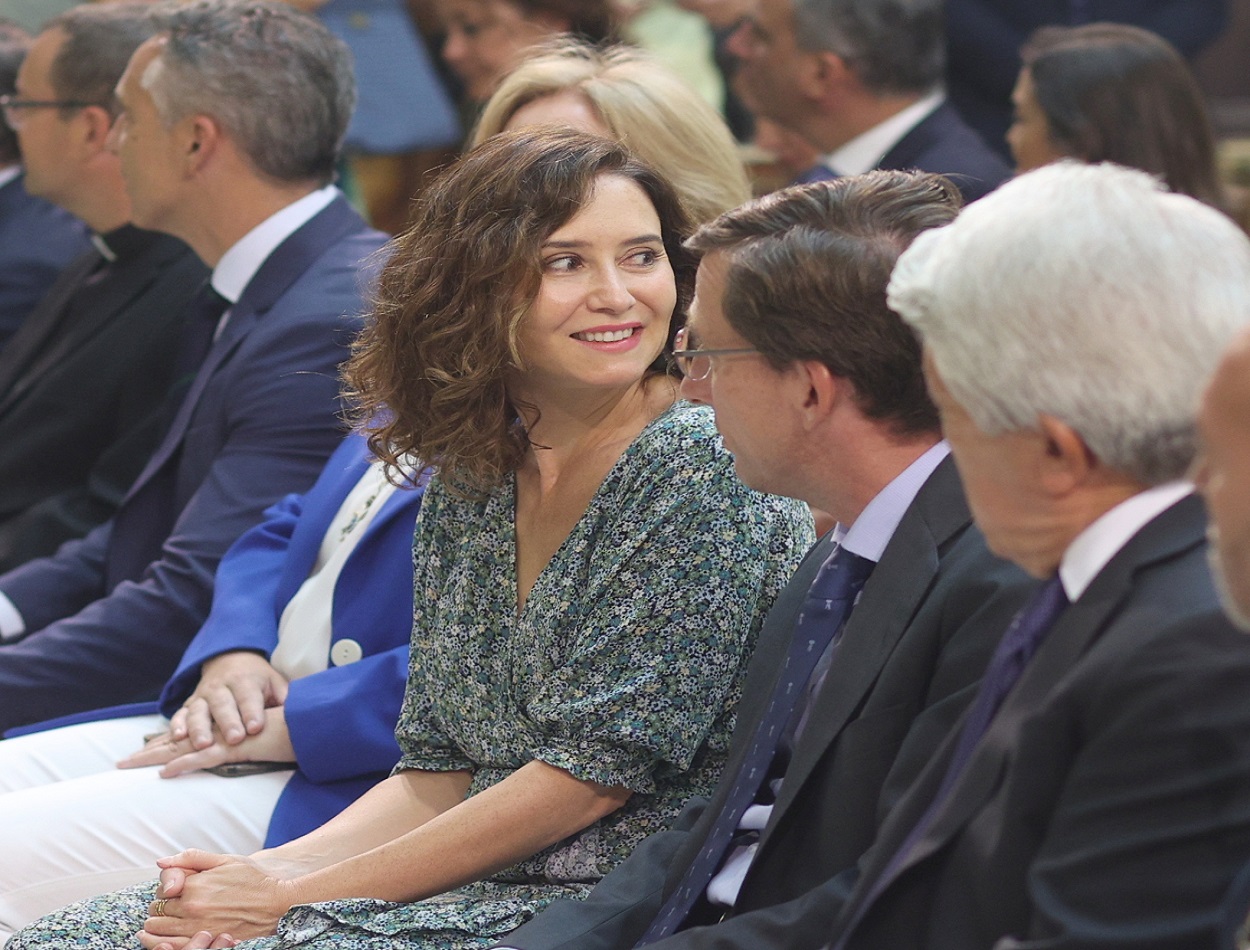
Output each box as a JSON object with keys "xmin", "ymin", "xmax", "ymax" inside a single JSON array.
[{"xmin": 887, "ymin": 161, "xmax": 1250, "ymax": 485}]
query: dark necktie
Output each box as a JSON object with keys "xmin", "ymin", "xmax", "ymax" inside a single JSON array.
[
  {"xmin": 637, "ymin": 546, "xmax": 875, "ymax": 945},
  {"xmin": 172, "ymin": 282, "xmax": 230, "ymax": 385},
  {"xmin": 103, "ymin": 283, "xmax": 230, "ymax": 588},
  {"xmin": 830, "ymin": 574, "xmax": 1069, "ymax": 950}
]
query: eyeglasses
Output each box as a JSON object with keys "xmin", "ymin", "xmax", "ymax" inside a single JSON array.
[
  {"xmin": 0, "ymin": 95, "xmax": 98, "ymax": 128},
  {"xmin": 669, "ymin": 326, "xmax": 761, "ymax": 382}
]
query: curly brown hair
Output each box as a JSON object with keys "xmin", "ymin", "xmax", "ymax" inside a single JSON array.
[{"xmin": 344, "ymin": 127, "xmax": 696, "ymax": 497}]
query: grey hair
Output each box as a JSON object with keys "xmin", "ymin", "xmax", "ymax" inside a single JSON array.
[
  {"xmin": 791, "ymin": 0, "xmax": 944, "ymax": 95},
  {"xmin": 45, "ymin": 2, "xmax": 165, "ymax": 115},
  {"xmin": 147, "ymin": 0, "xmax": 355, "ymax": 185},
  {"xmin": 888, "ymin": 161, "xmax": 1250, "ymax": 486}
]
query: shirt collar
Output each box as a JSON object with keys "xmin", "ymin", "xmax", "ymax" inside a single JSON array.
[
  {"xmin": 210, "ymin": 185, "xmax": 338, "ymax": 304},
  {"xmin": 835, "ymin": 441, "xmax": 950, "ymax": 562},
  {"xmin": 1058, "ymin": 481, "xmax": 1194, "ymax": 601},
  {"xmin": 0, "ymin": 166, "xmax": 20, "ymax": 190},
  {"xmin": 93, "ymin": 223, "xmax": 153, "ymax": 263},
  {"xmin": 822, "ymin": 89, "xmax": 945, "ymax": 177}
]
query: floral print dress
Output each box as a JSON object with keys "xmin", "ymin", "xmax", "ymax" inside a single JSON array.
[{"xmin": 9, "ymin": 402, "xmax": 813, "ymax": 950}]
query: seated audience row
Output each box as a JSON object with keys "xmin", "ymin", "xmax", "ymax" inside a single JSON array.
[
  {"xmin": 0, "ymin": 6, "xmax": 789, "ymax": 935},
  {"xmin": 3, "ymin": 2, "xmax": 1250, "ymax": 950}
]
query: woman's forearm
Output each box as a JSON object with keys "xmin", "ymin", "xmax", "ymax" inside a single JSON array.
[
  {"xmin": 254, "ymin": 768, "xmax": 474, "ymax": 877},
  {"xmin": 285, "ymin": 760, "xmax": 631, "ymax": 904}
]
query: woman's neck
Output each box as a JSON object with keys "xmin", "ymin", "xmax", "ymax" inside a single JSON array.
[{"xmin": 516, "ymin": 377, "xmax": 679, "ymax": 486}]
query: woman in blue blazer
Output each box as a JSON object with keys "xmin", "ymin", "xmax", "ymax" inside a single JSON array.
[{"xmin": 0, "ymin": 431, "xmax": 424, "ymax": 939}]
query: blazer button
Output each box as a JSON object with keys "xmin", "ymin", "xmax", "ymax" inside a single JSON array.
[{"xmin": 330, "ymin": 638, "xmax": 364, "ymax": 666}]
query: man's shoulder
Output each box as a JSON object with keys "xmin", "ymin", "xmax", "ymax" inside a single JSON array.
[{"xmin": 880, "ymin": 101, "xmax": 1011, "ymax": 202}]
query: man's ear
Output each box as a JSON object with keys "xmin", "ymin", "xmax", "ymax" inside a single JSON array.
[
  {"xmin": 80, "ymin": 105, "xmax": 116, "ymax": 151},
  {"xmin": 183, "ymin": 114, "xmax": 219, "ymax": 173},
  {"xmin": 1037, "ymin": 413, "xmax": 1097, "ymax": 495},
  {"xmin": 795, "ymin": 358, "xmax": 844, "ymax": 430},
  {"xmin": 806, "ymin": 49, "xmax": 854, "ymax": 102}
]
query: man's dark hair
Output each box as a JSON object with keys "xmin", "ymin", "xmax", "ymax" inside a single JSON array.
[
  {"xmin": 44, "ymin": 2, "xmax": 165, "ymax": 117},
  {"xmin": 686, "ymin": 170, "xmax": 961, "ymax": 438}
]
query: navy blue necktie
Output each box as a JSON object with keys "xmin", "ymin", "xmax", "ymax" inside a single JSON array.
[
  {"xmin": 637, "ymin": 546, "xmax": 875, "ymax": 945},
  {"xmin": 830, "ymin": 574, "xmax": 1069, "ymax": 950}
]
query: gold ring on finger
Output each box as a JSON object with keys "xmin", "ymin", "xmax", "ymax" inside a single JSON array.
[{"xmin": 152, "ymin": 898, "xmax": 168, "ymax": 917}]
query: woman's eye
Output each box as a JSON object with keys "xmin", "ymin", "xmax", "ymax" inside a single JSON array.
[
  {"xmin": 627, "ymin": 248, "xmax": 663, "ymax": 267},
  {"xmin": 544, "ymin": 255, "xmax": 581, "ymax": 273}
]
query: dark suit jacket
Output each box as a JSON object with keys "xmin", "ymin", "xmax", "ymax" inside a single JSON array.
[
  {"xmin": 877, "ymin": 101, "xmax": 1012, "ymax": 204},
  {"xmin": 0, "ymin": 196, "xmax": 388, "ymax": 732},
  {"xmin": 500, "ymin": 457, "xmax": 1033, "ymax": 950},
  {"xmin": 0, "ymin": 226, "xmax": 207, "ymax": 571},
  {"xmin": 0, "ymin": 172, "xmax": 90, "ymax": 350},
  {"xmin": 831, "ymin": 494, "xmax": 1250, "ymax": 950}
]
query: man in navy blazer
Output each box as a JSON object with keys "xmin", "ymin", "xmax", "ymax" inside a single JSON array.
[
  {"xmin": 0, "ymin": 432, "xmax": 422, "ymax": 936},
  {"xmin": 724, "ymin": 0, "xmax": 1010, "ymax": 202},
  {"xmin": 817, "ymin": 162, "xmax": 1250, "ymax": 949},
  {"xmin": 0, "ymin": 21, "xmax": 90, "ymax": 350},
  {"xmin": 0, "ymin": 0, "xmax": 388, "ymax": 733}
]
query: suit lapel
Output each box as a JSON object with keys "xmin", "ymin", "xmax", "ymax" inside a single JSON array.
[
  {"xmin": 758, "ymin": 458, "xmax": 968, "ymax": 849},
  {"xmin": 0, "ymin": 234, "xmax": 187, "ymax": 415},
  {"xmin": 876, "ymin": 103, "xmax": 949, "ymax": 173},
  {"xmin": 273, "ymin": 443, "xmax": 375, "ymax": 607},
  {"xmin": 864, "ymin": 494, "xmax": 1207, "ymax": 893},
  {"xmin": 122, "ymin": 197, "xmax": 364, "ymax": 503},
  {"xmin": 0, "ymin": 247, "xmax": 102, "ymax": 405}
]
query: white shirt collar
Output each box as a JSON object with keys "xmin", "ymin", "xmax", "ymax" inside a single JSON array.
[
  {"xmin": 210, "ymin": 185, "xmax": 338, "ymax": 304},
  {"xmin": 0, "ymin": 166, "xmax": 21, "ymax": 190},
  {"xmin": 822, "ymin": 90, "xmax": 945, "ymax": 177},
  {"xmin": 1059, "ymin": 481, "xmax": 1194, "ymax": 602},
  {"xmin": 834, "ymin": 441, "xmax": 950, "ymax": 563}
]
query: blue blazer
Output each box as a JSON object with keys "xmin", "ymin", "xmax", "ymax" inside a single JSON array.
[
  {"xmin": 7, "ymin": 432, "xmax": 424, "ymax": 846},
  {"xmin": 0, "ymin": 173, "xmax": 90, "ymax": 350},
  {"xmin": 0, "ymin": 196, "xmax": 389, "ymax": 732},
  {"xmin": 163, "ymin": 431, "xmax": 424, "ymax": 845}
]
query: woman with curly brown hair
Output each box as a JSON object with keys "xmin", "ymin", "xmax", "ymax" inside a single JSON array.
[{"xmin": 10, "ymin": 129, "xmax": 812, "ymax": 950}]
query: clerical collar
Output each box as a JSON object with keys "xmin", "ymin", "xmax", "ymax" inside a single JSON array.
[{"xmin": 92, "ymin": 224, "xmax": 156, "ymax": 263}]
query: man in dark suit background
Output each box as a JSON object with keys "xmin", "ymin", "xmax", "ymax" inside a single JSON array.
[
  {"xmin": 0, "ymin": 19, "xmax": 90, "ymax": 352},
  {"xmin": 496, "ymin": 172, "xmax": 1030, "ymax": 950},
  {"xmin": 816, "ymin": 161, "xmax": 1250, "ymax": 949},
  {"xmin": 0, "ymin": 0, "xmax": 387, "ymax": 733},
  {"xmin": 722, "ymin": 0, "xmax": 1010, "ymax": 202},
  {"xmin": 0, "ymin": 4, "xmax": 206, "ymax": 572}
]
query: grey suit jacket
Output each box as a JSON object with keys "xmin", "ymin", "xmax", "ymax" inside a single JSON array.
[
  {"xmin": 833, "ymin": 493, "xmax": 1250, "ymax": 949},
  {"xmin": 501, "ymin": 456, "xmax": 1032, "ymax": 950}
]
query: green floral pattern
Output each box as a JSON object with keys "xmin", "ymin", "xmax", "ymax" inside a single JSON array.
[{"xmin": 9, "ymin": 402, "xmax": 813, "ymax": 950}]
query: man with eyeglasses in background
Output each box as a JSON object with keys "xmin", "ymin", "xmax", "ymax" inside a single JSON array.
[
  {"xmin": 0, "ymin": 18, "xmax": 89, "ymax": 353},
  {"xmin": 0, "ymin": 2, "xmax": 206, "ymax": 572}
]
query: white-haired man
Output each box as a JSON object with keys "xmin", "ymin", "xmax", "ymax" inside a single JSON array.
[{"xmin": 820, "ymin": 162, "xmax": 1250, "ymax": 949}]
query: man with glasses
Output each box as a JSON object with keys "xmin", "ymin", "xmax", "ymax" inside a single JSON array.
[
  {"xmin": 496, "ymin": 170, "xmax": 1031, "ymax": 950},
  {"xmin": 0, "ymin": 3, "xmax": 207, "ymax": 572},
  {"xmin": 0, "ymin": 19, "xmax": 89, "ymax": 352}
]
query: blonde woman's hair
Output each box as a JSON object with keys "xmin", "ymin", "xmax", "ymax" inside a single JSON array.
[{"xmin": 473, "ymin": 38, "xmax": 750, "ymax": 226}]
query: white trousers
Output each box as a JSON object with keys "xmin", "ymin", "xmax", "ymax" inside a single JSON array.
[{"xmin": 0, "ymin": 715, "xmax": 293, "ymax": 942}]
